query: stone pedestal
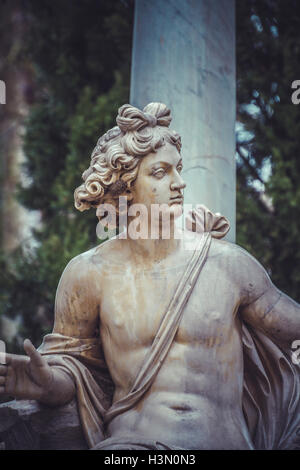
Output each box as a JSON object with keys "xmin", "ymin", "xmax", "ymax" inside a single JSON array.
[{"xmin": 0, "ymin": 399, "xmax": 87, "ymax": 450}]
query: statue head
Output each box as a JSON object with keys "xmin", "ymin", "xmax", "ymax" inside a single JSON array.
[{"xmin": 74, "ymin": 102, "xmax": 184, "ymax": 227}]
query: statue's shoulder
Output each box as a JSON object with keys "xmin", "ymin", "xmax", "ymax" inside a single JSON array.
[
  {"xmin": 59, "ymin": 245, "xmax": 104, "ymax": 288},
  {"xmin": 208, "ymin": 237, "xmax": 267, "ymax": 272},
  {"xmin": 62, "ymin": 234, "xmax": 125, "ymax": 272},
  {"xmin": 54, "ymin": 247, "xmax": 103, "ymax": 332},
  {"xmin": 208, "ymin": 237, "xmax": 271, "ymax": 297},
  {"xmin": 209, "ymin": 237, "xmax": 254, "ymax": 261},
  {"xmin": 181, "ymin": 230, "xmax": 249, "ymax": 268},
  {"xmin": 57, "ymin": 236, "xmax": 129, "ymax": 286}
]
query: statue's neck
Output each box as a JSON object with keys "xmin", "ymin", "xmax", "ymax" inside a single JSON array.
[{"xmin": 123, "ymin": 220, "xmax": 182, "ymax": 266}]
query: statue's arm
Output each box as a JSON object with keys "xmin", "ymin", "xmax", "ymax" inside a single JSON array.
[
  {"xmin": 237, "ymin": 248, "xmax": 300, "ymax": 345},
  {"xmin": 40, "ymin": 253, "xmax": 101, "ymax": 401},
  {"xmin": 0, "ymin": 253, "xmax": 101, "ymax": 405},
  {"xmin": 38, "ymin": 254, "xmax": 101, "ymax": 406},
  {"xmin": 52, "ymin": 253, "xmax": 100, "ymax": 338}
]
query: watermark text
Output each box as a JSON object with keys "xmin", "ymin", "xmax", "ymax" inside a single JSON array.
[
  {"xmin": 0, "ymin": 340, "xmax": 6, "ymax": 364},
  {"xmin": 0, "ymin": 80, "xmax": 6, "ymax": 104},
  {"xmin": 291, "ymin": 80, "xmax": 300, "ymax": 104},
  {"xmin": 291, "ymin": 340, "xmax": 300, "ymax": 365},
  {"xmin": 95, "ymin": 198, "xmax": 209, "ymax": 250}
]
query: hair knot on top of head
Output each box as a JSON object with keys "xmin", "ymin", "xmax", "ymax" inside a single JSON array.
[
  {"xmin": 74, "ymin": 102, "xmax": 181, "ymax": 219},
  {"xmin": 144, "ymin": 113, "xmax": 157, "ymax": 127},
  {"xmin": 116, "ymin": 102, "xmax": 172, "ymax": 133}
]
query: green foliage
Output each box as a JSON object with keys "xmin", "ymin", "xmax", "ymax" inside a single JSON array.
[
  {"xmin": 0, "ymin": 0, "xmax": 133, "ymax": 352},
  {"xmin": 236, "ymin": 0, "xmax": 300, "ymax": 301}
]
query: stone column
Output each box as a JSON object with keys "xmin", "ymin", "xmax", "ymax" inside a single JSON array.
[{"xmin": 130, "ymin": 0, "xmax": 236, "ymax": 241}]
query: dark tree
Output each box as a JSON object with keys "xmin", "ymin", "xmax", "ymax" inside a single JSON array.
[{"xmin": 236, "ymin": 0, "xmax": 300, "ymax": 301}]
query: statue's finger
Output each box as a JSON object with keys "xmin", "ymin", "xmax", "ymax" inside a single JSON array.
[{"xmin": 23, "ymin": 339, "xmax": 44, "ymax": 367}]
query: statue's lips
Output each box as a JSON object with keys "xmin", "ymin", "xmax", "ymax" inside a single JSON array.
[{"xmin": 169, "ymin": 197, "xmax": 183, "ymax": 204}]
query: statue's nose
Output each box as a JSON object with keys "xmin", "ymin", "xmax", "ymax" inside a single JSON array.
[{"xmin": 170, "ymin": 176, "xmax": 186, "ymax": 191}]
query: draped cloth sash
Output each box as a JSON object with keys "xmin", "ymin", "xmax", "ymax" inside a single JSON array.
[{"xmin": 103, "ymin": 232, "xmax": 211, "ymax": 426}]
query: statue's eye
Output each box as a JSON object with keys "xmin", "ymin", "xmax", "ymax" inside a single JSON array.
[{"xmin": 152, "ymin": 169, "xmax": 166, "ymax": 178}]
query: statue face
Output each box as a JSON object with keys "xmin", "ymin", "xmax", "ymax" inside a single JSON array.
[{"xmin": 131, "ymin": 143, "xmax": 186, "ymax": 221}]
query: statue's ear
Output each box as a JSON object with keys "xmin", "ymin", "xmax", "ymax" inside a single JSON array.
[{"xmin": 125, "ymin": 187, "xmax": 134, "ymax": 203}]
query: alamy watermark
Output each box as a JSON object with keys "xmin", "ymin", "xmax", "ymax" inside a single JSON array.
[
  {"xmin": 0, "ymin": 340, "xmax": 6, "ymax": 364},
  {"xmin": 291, "ymin": 80, "xmax": 300, "ymax": 104},
  {"xmin": 291, "ymin": 340, "xmax": 300, "ymax": 365},
  {"xmin": 0, "ymin": 80, "xmax": 6, "ymax": 104},
  {"xmin": 95, "ymin": 198, "xmax": 209, "ymax": 250}
]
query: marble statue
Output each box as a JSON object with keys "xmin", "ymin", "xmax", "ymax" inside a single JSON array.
[{"xmin": 1, "ymin": 103, "xmax": 300, "ymax": 450}]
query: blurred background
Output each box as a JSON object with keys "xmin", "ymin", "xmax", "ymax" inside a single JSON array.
[{"xmin": 0, "ymin": 0, "xmax": 300, "ymax": 357}]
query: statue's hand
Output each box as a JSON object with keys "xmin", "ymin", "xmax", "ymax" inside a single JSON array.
[{"xmin": 0, "ymin": 339, "xmax": 53, "ymax": 400}]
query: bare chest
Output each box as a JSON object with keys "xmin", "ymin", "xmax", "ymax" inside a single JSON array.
[{"xmin": 99, "ymin": 263, "xmax": 240, "ymax": 351}]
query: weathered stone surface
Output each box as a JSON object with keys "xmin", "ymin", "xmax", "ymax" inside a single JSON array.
[{"xmin": 0, "ymin": 399, "xmax": 87, "ymax": 450}]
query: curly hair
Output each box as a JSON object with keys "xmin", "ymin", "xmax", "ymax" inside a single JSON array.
[{"xmin": 74, "ymin": 102, "xmax": 181, "ymax": 222}]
